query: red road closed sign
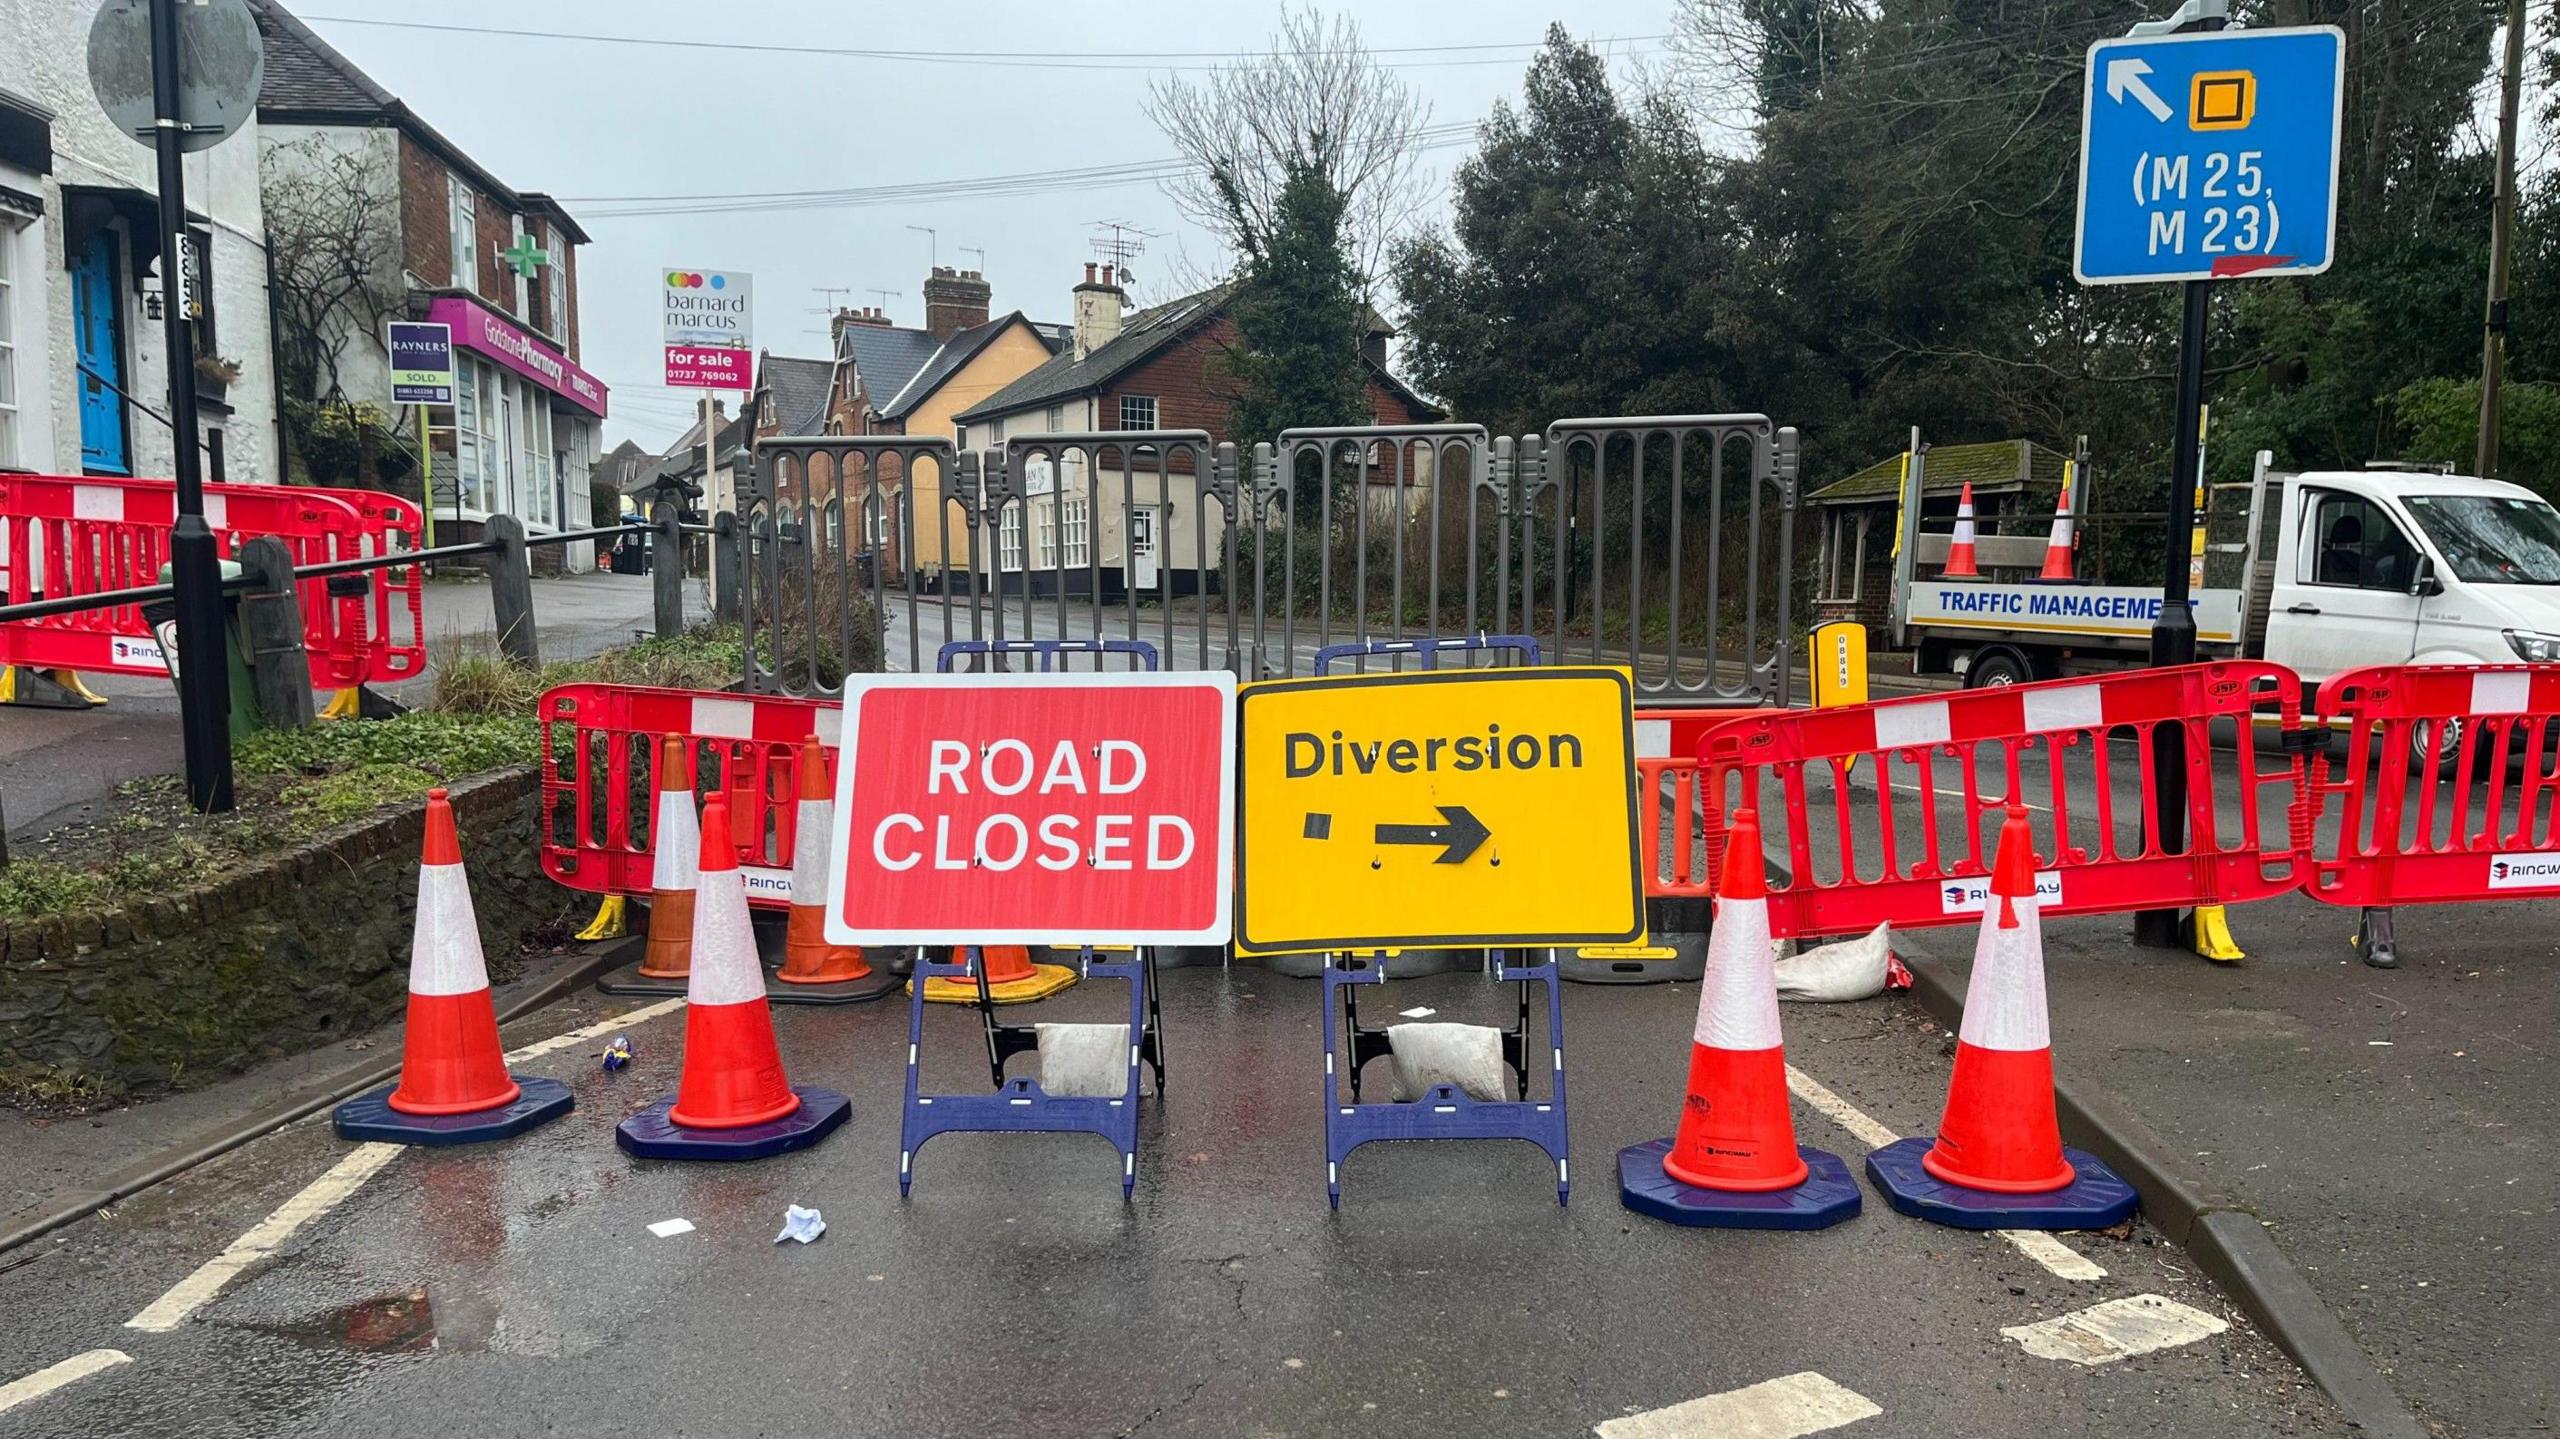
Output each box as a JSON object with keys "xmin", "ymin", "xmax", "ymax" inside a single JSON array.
[{"xmin": 822, "ymin": 672, "xmax": 1237, "ymax": 946}]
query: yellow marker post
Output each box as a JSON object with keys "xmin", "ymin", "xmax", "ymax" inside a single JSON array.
[
  {"xmin": 1234, "ymin": 667, "xmax": 1644, "ymax": 956},
  {"xmin": 1810, "ymin": 621, "xmax": 1870, "ymax": 777}
]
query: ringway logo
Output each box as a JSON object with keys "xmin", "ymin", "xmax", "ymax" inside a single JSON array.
[
  {"xmin": 1940, "ymin": 871, "xmax": 2064, "ymax": 915},
  {"xmin": 2486, "ymin": 852, "xmax": 2560, "ymax": 890},
  {"xmin": 740, "ymin": 865, "xmax": 795, "ymax": 902}
]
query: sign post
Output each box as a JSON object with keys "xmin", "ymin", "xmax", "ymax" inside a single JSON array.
[
  {"xmin": 387, "ymin": 320, "xmax": 454, "ymax": 560},
  {"xmin": 2074, "ymin": 11, "xmax": 2342, "ymax": 946},
  {"xmin": 1234, "ymin": 667, "xmax": 1642, "ymax": 954},
  {"xmin": 662, "ymin": 268, "xmax": 751, "ymax": 593}
]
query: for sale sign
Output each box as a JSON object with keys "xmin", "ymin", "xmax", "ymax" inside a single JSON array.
[
  {"xmin": 662, "ymin": 267, "xmax": 751, "ymax": 390},
  {"xmin": 823, "ymin": 672, "xmax": 1237, "ymax": 947}
]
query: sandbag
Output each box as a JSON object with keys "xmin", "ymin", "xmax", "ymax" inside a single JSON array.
[
  {"xmin": 1772, "ymin": 922, "xmax": 1897, "ymax": 1002},
  {"xmin": 1386, "ymin": 1021, "xmax": 1509, "ymax": 1102},
  {"xmin": 1034, "ymin": 1022, "xmax": 1130, "ymax": 1097}
]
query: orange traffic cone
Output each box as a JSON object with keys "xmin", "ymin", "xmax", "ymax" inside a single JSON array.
[
  {"xmin": 1618, "ymin": 808, "xmax": 1859, "ymax": 1228},
  {"xmin": 637, "ymin": 734, "xmax": 698, "ymax": 980},
  {"xmin": 2038, "ymin": 476, "xmax": 2076, "ymax": 580},
  {"xmin": 333, "ymin": 788, "xmax": 572, "ymax": 1143},
  {"xmin": 1942, "ymin": 482, "xmax": 1982, "ymax": 578},
  {"xmin": 777, "ymin": 734, "xmax": 872, "ymax": 986},
  {"xmin": 1863, "ymin": 806, "xmax": 2135, "ymax": 1229},
  {"xmin": 1923, "ymin": 808, "xmax": 2071, "ymax": 1192},
  {"xmin": 617, "ymin": 793, "xmax": 850, "ymax": 1159}
]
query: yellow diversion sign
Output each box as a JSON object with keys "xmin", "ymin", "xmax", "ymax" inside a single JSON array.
[{"xmin": 1235, "ymin": 666, "xmax": 1644, "ymax": 955}]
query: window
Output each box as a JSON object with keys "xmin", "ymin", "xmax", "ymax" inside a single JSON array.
[
  {"xmin": 1118, "ymin": 394, "xmax": 1157, "ymax": 430},
  {"xmin": 185, "ymin": 227, "xmax": 217, "ymax": 357},
  {"xmin": 989, "ymin": 417, "xmax": 1005, "ymax": 444},
  {"xmin": 1046, "ymin": 404, "xmax": 1061, "ymax": 431},
  {"xmin": 0, "ymin": 222, "xmax": 18, "ymax": 467},
  {"xmin": 2402, "ymin": 494, "xmax": 2560, "ymax": 585},
  {"xmin": 955, "ymin": 424, "xmax": 967, "ymax": 450},
  {"xmin": 864, "ymin": 490, "xmax": 888, "ymax": 549},
  {"xmin": 1821, "ymin": 511, "xmax": 1867, "ymax": 602},
  {"xmin": 524, "ymin": 220, "xmax": 549, "ymax": 332},
  {"xmin": 1060, "ymin": 492, "xmax": 1090, "ymax": 568},
  {"xmin": 448, "ymin": 177, "xmax": 478, "ymax": 290},
  {"xmin": 2300, "ymin": 491, "xmax": 2418, "ymax": 592},
  {"xmin": 998, "ymin": 505, "xmax": 1024, "ymax": 572},
  {"xmin": 1035, "ymin": 499, "xmax": 1057, "ymax": 569}
]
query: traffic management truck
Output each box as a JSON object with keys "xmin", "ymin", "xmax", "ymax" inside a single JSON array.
[{"xmin": 1884, "ymin": 449, "xmax": 2560, "ymax": 746}]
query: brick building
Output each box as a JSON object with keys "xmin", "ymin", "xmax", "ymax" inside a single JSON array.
[
  {"xmin": 951, "ymin": 263, "xmax": 1435, "ymax": 599},
  {"xmin": 251, "ymin": 0, "xmax": 606, "ymax": 566}
]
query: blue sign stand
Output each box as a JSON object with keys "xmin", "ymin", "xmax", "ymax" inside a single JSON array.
[
  {"xmin": 898, "ymin": 944, "xmax": 1163, "ymax": 1198},
  {"xmin": 1305, "ymin": 635, "xmax": 1570, "ymax": 1206},
  {"xmin": 2075, "ymin": 25, "xmax": 2345, "ymax": 285},
  {"xmin": 895, "ymin": 636, "xmax": 1169, "ymax": 1197}
]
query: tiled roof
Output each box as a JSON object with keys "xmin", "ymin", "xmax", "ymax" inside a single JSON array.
[
  {"xmin": 248, "ymin": 0, "xmax": 394, "ymax": 112},
  {"xmin": 955, "ymin": 283, "xmax": 1238, "ymax": 423},
  {"xmin": 834, "ymin": 324, "xmax": 945, "ymax": 416},
  {"xmin": 877, "ymin": 313, "xmax": 1057, "ymax": 421},
  {"xmin": 1810, "ymin": 439, "xmax": 2070, "ymax": 504},
  {"xmin": 758, "ymin": 355, "xmax": 834, "ymax": 436}
]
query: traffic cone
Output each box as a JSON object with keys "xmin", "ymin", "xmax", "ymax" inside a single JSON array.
[
  {"xmin": 1863, "ymin": 807, "xmax": 2136, "ymax": 1229},
  {"xmin": 1618, "ymin": 808, "xmax": 1859, "ymax": 1229},
  {"xmin": 636, "ymin": 734, "xmax": 698, "ymax": 980},
  {"xmin": 616, "ymin": 793, "xmax": 850, "ymax": 1160},
  {"xmin": 2038, "ymin": 476, "xmax": 2076, "ymax": 580},
  {"xmin": 777, "ymin": 734, "xmax": 873, "ymax": 987},
  {"xmin": 332, "ymin": 788, "xmax": 572, "ymax": 1145},
  {"xmin": 1942, "ymin": 482, "xmax": 1982, "ymax": 578}
]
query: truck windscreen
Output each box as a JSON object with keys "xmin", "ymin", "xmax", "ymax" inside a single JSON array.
[{"xmin": 2403, "ymin": 494, "xmax": 2560, "ymax": 584}]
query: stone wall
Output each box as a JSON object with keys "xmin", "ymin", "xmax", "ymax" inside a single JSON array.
[{"xmin": 0, "ymin": 768, "xmax": 572, "ymax": 1098}]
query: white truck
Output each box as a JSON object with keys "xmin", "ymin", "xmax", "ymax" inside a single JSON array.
[{"xmin": 1888, "ymin": 451, "xmax": 2560, "ymax": 746}]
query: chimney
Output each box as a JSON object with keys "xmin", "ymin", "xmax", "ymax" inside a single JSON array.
[
  {"xmin": 832, "ymin": 305, "xmax": 896, "ymax": 346},
  {"xmin": 922, "ymin": 265, "xmax": 992, "ymax": 340},
  {"xmin": 1072, "ymin": 262, "xmax": 1126, "ymax": 361}
]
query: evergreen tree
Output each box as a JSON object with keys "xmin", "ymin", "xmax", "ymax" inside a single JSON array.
[{"xmin": 1226, "ymin": 158, "xmax": 1369, "ymax": 468}]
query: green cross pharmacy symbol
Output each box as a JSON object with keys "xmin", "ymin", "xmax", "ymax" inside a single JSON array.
[{"xmin": 500, "ymin": 233, "xmax": 550, "ymax": 279}]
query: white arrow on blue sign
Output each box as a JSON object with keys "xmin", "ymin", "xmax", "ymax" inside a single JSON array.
[{"xmin": 2074, "ymin": 26, "xmax": 2345, "ymax": 286}]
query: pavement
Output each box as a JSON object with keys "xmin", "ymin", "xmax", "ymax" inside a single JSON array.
[
  {"xmin": 0, "ymin": 570, "xmax": 705, "ymax": 845},
  {"xmin": 0, "ymin": 964, "xmax": 2340, "ymax": 1438}
]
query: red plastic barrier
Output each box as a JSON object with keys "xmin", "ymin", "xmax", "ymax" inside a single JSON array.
[
  {"xmin": 1696, "ymin": 663, "xmax": 2312, "ymax": 940},
  {"xmin": 2306, "ymin": 663, "xmax": 2560, "ymax": 908},
  {"xmin": 1635, "ymin": 709, "xmax": 1751, "ymax": 900},
  {"xmin": 539, "ymin": 682, "xmax": 840, "ymax": 908},
  {"xmin": 0, "ymin": 475, "xmax": 424, "ymax": 687}
]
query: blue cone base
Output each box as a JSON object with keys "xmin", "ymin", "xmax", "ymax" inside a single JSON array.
[
  {"xmin": 1616, "ymin": 1139, "xmax": 1862, "ymax": 1230},
  {"xmin": 332, "ymin": 1075, "xmax": 574, "ymax": 1146},
  {"xmin": 1864, "ymin": 1137, "xmax": 2138, "ymax": 1230},
  {"xmin": 615, "ymin": 1086, "xmax": 850, "ymax": 1161}
]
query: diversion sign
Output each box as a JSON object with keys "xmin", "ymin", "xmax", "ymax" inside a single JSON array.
[{"xmin": 1908, "ymin": 582, "xmax": 2242, "ymax": 644}]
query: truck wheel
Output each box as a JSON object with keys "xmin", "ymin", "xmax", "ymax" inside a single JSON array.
[
  {"xmin": 2411, "ymin": 716, "xmax": 2483, "ymax": 779},
  {"xmin": 1965, "ymin": 648, "xmax": 2035, "ymax": 689}
]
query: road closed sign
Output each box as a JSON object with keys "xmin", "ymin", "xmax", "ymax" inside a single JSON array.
[
  {"xmin": 1235, "ymin": 667, "xmax": 1642, "ymax": 954},
  {"xmin": 822, "ymin": 672, "xmax": 1236, "ymax": 947}
]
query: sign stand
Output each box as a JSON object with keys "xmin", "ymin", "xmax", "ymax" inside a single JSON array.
[
  {"xmin": 1321, "ymin": 947, "xmax": 1569, "ymax": 1209},
  {"xmin": 881, "ymin": 637, "xmax": 1202, "ymax": 1198},
  {"xmin": 899, "ymin": 943, "xmax": 1163, "ymax": 1199}
]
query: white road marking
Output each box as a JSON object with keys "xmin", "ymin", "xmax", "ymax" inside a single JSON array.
[
  {"xmin": 122, "ymin": 1000, "xmax": 690, "ymax": 1334},
  {"xmin": 1889, "ymin": 780, "xmax": 2047, "ymax": 813},
  {"xmin": 2002, "ymin": 1294, "xmax": 2227, "ymax": 1365},
  {"xmin": 504, "ymin": 998, "xmax": 686, "ymax": 1064},
  {"xmin": 1595, "ymin": 1371, "xmax": 1881, "ymax": 1439},
  {"xmin": 0, "ymin": 1350, "xmax": 132, "ymax": 1418},
  {"xmin": 1783, "ymin": 1065, "xmax": 2107, "ymax": 1281},
  {"xmin": 647, "ymin": 1218, "xmax": 696, "ymax": 1238},
  {"xmin": 125, "ymin": 1144, "xmax": 403, "ymax": 1332}
]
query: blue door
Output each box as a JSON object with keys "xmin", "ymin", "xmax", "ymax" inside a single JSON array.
[{"xmin": 72, "ymin": 231, "xmax": 128, "ymax": 475}]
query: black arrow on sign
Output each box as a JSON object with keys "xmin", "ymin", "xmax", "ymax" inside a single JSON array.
[{"xmin": 1373, "ymin": 806, "xmax": 1491, "ymax": 865}]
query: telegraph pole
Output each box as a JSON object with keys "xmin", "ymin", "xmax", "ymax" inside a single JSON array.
[
  {"xmin": 2476, "ymin": 0, "xmax": 2526, "ymax": 478},
  {"xmin": 150, "ymin": 0, "xmax": 233, "ymax": 812}
]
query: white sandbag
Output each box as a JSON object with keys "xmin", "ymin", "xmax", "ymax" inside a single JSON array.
[
  {"xmin": 1772, "ymin": 922, "xmax": 1894, "ymax": 1002},
  {"xmin": 1386, "ymin": 1021, "xmax": 1509, "ymax": 1102},
  {"xmin": 1034, "ymin": 1022, "xmax": 1130, "ymax": 1098}
]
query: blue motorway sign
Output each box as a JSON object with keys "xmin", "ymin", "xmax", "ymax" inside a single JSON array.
[{"xmin": 2074, "ymin": 26, "xmax": 2344, "ymax": 285}]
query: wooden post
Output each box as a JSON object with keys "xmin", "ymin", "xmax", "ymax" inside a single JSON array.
[
  {"xmin": 487, "ymin": 513, "xmax": 540, "ymax": 668},
  {"xmin": 652, "ymin": 499, "xmax": 684, "ymax": 640},
  {"xmin": 235, "ymin": 536, "xmax": 315, "ymax": 729}
]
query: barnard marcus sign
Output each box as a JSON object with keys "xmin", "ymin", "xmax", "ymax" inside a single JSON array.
[
  {"xmin": 822, "ymin": 672, "xmax": 1236, "ymax": 947},
  {"xmin": 662, "ymin": 268, "xmax": 753, "ymax": 390}
]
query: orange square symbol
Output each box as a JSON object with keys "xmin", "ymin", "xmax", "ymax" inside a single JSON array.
[{"xmin": 2190, "ymin": 71, "xmax": 2254, "ymax": 131}]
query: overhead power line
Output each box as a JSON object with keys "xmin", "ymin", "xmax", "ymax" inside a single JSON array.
[{"xmin": 299, "ymin": 15, "xmax": 1670, "ymax": 73}]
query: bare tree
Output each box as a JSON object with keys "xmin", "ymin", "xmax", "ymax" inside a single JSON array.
[
  {"xmin": 1144, "ymin": 6, "xmax": 1430, "ymax": 282},
  {"xmin": 262, "ymin": 135, "xmax": 406, "ymax": 406}
]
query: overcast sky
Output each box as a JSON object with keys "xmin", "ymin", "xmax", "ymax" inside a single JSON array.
[{"xmin": 292, "ymin": 1, "xmax": 1675, "ymax": 451}]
